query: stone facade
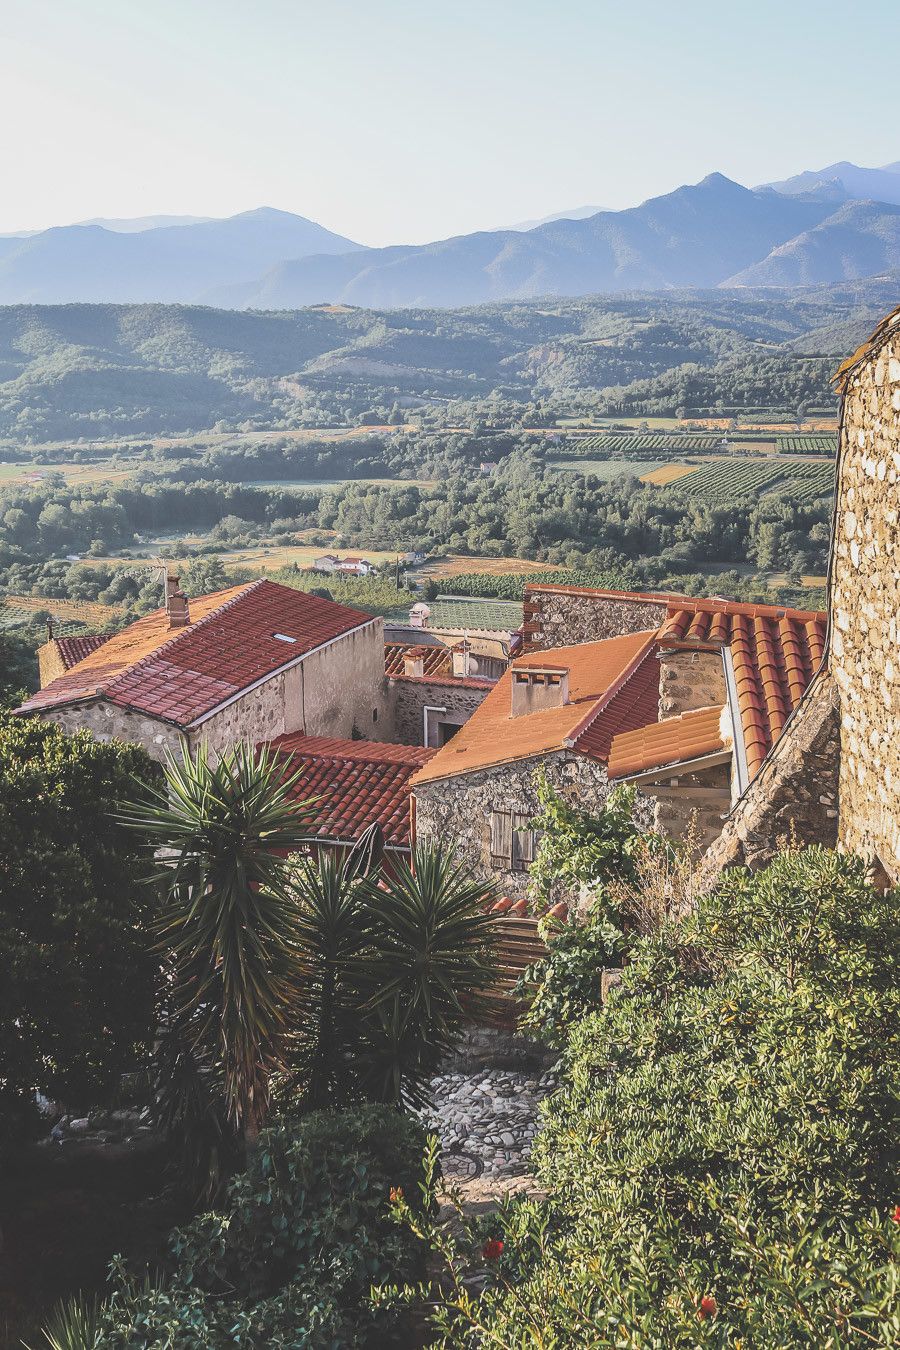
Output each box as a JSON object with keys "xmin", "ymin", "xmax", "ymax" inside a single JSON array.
[
  {"xmin": 524, "ymin": 587, "xmax": 666, "ymax": 650},
  {"xmin": 830, "ymin": 322, "xmax": 900, "ymax": 877},
  {"xmin": 390, "ymin": 675, "xmax": 491, "ymax": 747},
  {"xmin": 658, "ymin": 647, "xmax": 726, "ymax": 719},
  {"xmin": 414, "ymin": 751, "xmax": 656, "ymax": 898},
  {"xmin": 642, "ymin": 762, "xmax": 732, "ymax": 851},
  {"xmin": 41, "ymin": 621, "xmax": 391, "ymax": 763},
  {"xmin": 695, "ymin": 673, "xmax": 840, "ymax": 884}
]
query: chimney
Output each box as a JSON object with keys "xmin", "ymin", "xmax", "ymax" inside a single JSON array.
[
  {"xmin": 451, "ymin": 640, "xmax": 473, "ymax": 679},
  {"xmin": 510, "ymin": 664, "xmax": 570, "ymax": 718},
  {"xmin": 402, "ymin": 646, "xmax": 426, "ymax": 678},
  {"xmin": 166, "ymin": 573, "xmax": 191, "ymax": 629}
]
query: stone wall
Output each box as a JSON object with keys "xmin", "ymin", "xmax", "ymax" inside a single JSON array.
[
  {"xmin": 642, "ymin": 761, "xmax": 732, "ymax": 851},
  {"xmin": 37, "ymin": 639, "xmax": 66, "ymax": 689},
  {"xmin": 658, "ymin": 648, "xmax": 726, "ymax": 719},
  {"xmin": 831, "ymin": 330, "xmax": 900, "ymax": 877},
  {"xmin": 695, "ymin": 672, "xmax": 840, "ymax": 885},
  {"xmin": 524, "ymin": 587, "xmax": 666, "ymax": 650},
  {"xmin": 390, "ymin": 675, "xmax": 490, "ymax": 746},
  {"xmin": 414, "ymin": 751, "xmax": 656, "ymax": 898}
]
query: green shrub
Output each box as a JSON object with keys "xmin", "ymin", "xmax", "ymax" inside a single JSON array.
[
  {"xmin": 417, "ymin": 849, "xmax": 900, "ymax": 1344},
  {"xmin": 82, "ymin": 1105, "xmax": 431, "ymax": 1348}
]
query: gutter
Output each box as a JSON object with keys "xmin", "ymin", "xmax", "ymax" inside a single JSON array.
[{"xmin": 721, "ymin": 645, "xmax": 750, "ymax": 797}]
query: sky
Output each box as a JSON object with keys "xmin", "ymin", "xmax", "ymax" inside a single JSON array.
[{"xmin": 2, "ymin": 0, "xmax": 897, "ymax": 245}]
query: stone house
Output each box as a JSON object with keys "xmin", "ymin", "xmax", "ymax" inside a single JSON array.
[
  {"xmin": 701, "ymin": 305, "xmax": 900, "ymax": 882},
  {"xmin": 385, "ymin": 640, "xmax": 499, "ymax": 747},
  {"xmin": 18, "ymin": 577, "xmax": 391, "ymax": 762},
  {"xmin": 37, "ymin": 631, "xmax": 110, "ymax": 688},
  {"xmin": 411, "ymin": 589, "xmax": 827, "ymax": 897}
]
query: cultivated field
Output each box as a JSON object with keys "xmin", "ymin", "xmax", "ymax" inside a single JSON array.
[
  {"xmin": 420, "ymin": 555, "xmax": 563, "ymax": 579},
  {"xmin": 664, "ymin": 459, "xmax": 836, "ymax": 502}
]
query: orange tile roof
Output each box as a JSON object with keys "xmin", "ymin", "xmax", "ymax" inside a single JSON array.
[
  {"xmin": 384, "ymin": 642, "xmax": 452, "ymax": 677},
  {"xmin": 608, "ymin": 705, "xmax": 728, "ymax": 780},
  {"xmin": 54, "ymin": 633, "xmax": 111, "ymax": 669},
  {"xmin": 19, "ymin": 581, "xmax": 375, "ymax": 727},
  {"xmin": 269, "ymin": 734, "xmax": 435, "ymax": 848},
  {"xmin": 657, "ymin": 597, "xmax": 826, "ymax": 779},
  {"xmin": 410, "ymin": 629, "xmax": 658, "ymax": 786}
]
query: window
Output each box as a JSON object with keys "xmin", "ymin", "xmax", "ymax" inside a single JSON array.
[{"xmin": 489, "ymin": 809, "xmax": 536, "ymax": 871}]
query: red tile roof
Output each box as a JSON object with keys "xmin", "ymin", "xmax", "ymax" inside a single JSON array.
[
  {"xmin": 384, "ymin": 642, "xmax": 452, "ymax": 677},
  {"xmin": 411, "ymin": 630, "xmax": 658, "ymax": 785},
  {"xmin": 658, "ymin": 598, "xmax": 826, "ymax": 779},
  {"xmin": 54, "ymin": 633, "xmax": 111, "ymax": 669},
  {"xmin": 608, "ymin": 705, "xmax": 728, "ymax": 780},
  {"xmin": 570, "ymin": 649, "xmax": 661, "ymax": 761},
  {"xmin": 19, "ymin": 581, "xmax": 375, "ymax": 727},
  {"xmin": 269, "ymin": 734, "xmax": 436, "ymax": 848}
]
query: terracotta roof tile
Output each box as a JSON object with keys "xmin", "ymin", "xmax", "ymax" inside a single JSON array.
[
  {"xmin": 608, "ymin": 705, "xmax": 728, "ymax": 780},
  {"xmin": 656, "ymin": 597, "xmax": 826, "ymax": 780},
  {"xmin": 19, "ymin": 581, "xmax": 375, "ymax": 726},
  {"xmin": 269, "ymin": 734, "xmax": 435, "ymax": 848},
  {"xmin": 410, "ymin": 629, "xmax": 658, "ymax": 786},
  {"xmin": 54, "ymin": 633, "xmax": 111, "ymax": 669},
  {"xmin": 384, "ymin": 642, "xmax": 451, "ymax": 677}
]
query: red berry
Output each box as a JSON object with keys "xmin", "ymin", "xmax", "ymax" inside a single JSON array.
[
  {"xmin": 892, "ymin": 1204, "xmax": 900, "ymax": 1224},
  {"xmin": 697, "ymin": 1295, "xmax": 718, "ymax": 1320},
  {"xmin": 482, "ymin": 1238, "xmax": 504, "ymax": 1261}
]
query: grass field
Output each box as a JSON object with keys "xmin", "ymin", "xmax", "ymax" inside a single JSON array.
[
  {"xmin": 0, "ymin": 460, "xmax": 141, "ymax": 487},
  {"xmin": 640, "ymin": 463, "xmax": 698, "ymax": 485},
  {"xmin": 420, "ymin": 555, "xmax": 563, "ymax": 579},
  {"xmin": 549, "ymin": 458, "xmax": 670, "ymax": 479}
]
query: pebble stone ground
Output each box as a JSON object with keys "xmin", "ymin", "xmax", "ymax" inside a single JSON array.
[{"xmin": 419, "ymin": 1067, "xmax": 554, "ymax": 1208}]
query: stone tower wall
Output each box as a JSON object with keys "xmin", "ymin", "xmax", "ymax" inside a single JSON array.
[{"xmin": 831, "ymin": 327, "xmax": 900, "ymax": 877}]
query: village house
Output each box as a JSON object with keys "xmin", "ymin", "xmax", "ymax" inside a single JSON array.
[
  {"xmin": 411, "ymin": 585, "xmax": 826, "ymax": 897},
  {"xmin": 312, "ymin": 554, "xmax": 377, "ymax": 576},
  {"xmin": 701, "ymin": 304, "xmax": 900, "ymax": 884},
  {"xmin": 19, "ymin": 577, "xmax": 391, "ymax": 761},
  {"xmin": 267, "ymin": 733, "xmax": 435, "ymax": 856}
]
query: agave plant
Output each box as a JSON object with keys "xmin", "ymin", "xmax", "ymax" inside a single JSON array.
[
  {"xmin": 121, "ymin": 740, "xmax": 316, "ymax": 1154},
  {"xmin": 27, "ymin": 1293, "xmax": 102, "ymax": 1350}
]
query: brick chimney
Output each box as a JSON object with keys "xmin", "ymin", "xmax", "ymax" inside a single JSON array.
[
  {"xmin": 510, "ymin": 664, "xmax": 569, "ymax": 717},
  {"xmin": 166, "ymin": 573, "xmax": 190, "ymax": 629}
]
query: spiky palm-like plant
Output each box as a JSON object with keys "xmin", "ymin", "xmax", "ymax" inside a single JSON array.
[
  {"xmin": 122, "ymin": 740, "xmax": 315, "ymax": 1150},
  {"xmin": 358, "ymin": 842, "xmax": 499, "ymax": 1108}
]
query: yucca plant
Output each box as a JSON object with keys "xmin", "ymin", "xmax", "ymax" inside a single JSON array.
[
  {"xmin": 357, "ymin": 842, "xmax": 499, "ymax": 1108},
  {"xmin": 27, "ymin": 1293, "xmax": 102, "ymax": 1350},
  {"xmin": 121, "ymin": 740, "xmax": 316, "ymax": 1160}
]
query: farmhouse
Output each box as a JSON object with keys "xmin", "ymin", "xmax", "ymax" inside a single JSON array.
[
  {"xmin": 18, "ymin": 577, "xmax": 390, "ymax": 762},
  {"xmin": 702, "ymin": 304, "xmax": 900, "ymax": 883}
]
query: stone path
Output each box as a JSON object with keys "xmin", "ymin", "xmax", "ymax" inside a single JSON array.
[{"xmin": 420, "ymin": 1067, "xmax": 554, "ymax": 1208}]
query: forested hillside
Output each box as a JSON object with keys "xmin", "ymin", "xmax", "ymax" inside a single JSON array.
[{"xmin": 0, "ymin": 279, "xmax": 895, "ymax": 441}]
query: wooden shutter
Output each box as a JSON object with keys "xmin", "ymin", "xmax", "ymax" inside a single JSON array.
[
  {"xmin": 490, "ymin": 810, "xmax": 513, "ymax": 867},
  {"xmin": 511, "ymin": 813, "xmax": 535, "ymax": 871}
]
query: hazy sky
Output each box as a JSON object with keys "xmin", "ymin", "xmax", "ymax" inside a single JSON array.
[{"xmin": 2, "ymin": 0, "xmax": 897, "ymax": 245}]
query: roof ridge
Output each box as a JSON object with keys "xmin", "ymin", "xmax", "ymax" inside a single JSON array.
[
  {"xmin": 664, "ymin": 596, "xmax": 826, "ymax": 624},
  {"xmin": 563, "ymin": 635, "xmax": 658, "ymax": 748},
  {"xmin": 102, "ymin": 581, "xmax": 259, "ymax": 697}
]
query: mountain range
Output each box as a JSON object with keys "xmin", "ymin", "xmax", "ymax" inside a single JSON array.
[{"xmin": 1, "ymin": 160, "xmax": 899, "ymax": 309}]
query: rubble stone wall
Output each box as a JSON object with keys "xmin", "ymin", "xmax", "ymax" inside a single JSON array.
[
  {"xmin": 414, "ymin": 751, "xmax": 656, "ymax": 899},
  {"xmin": 390, "ymin": 676, "xmax": 490, "ymax": 746},
  {"xmin": 695, "ymin": 673, "xmax": 840, "ymax": 886},
  {"xmin": 642, "ymin": 761, "xmax": 732, "ymax": 850},
  {"xmin": 658, "ymin": 648, "xmax": 726, "ymax": 719},
  {"xmin": 831, "ymin": 332, "xmax": 900, "ymax": 877},
  {"xmin": 525, "ymin": 588, "xmax": 665, "ymax": 649}
]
